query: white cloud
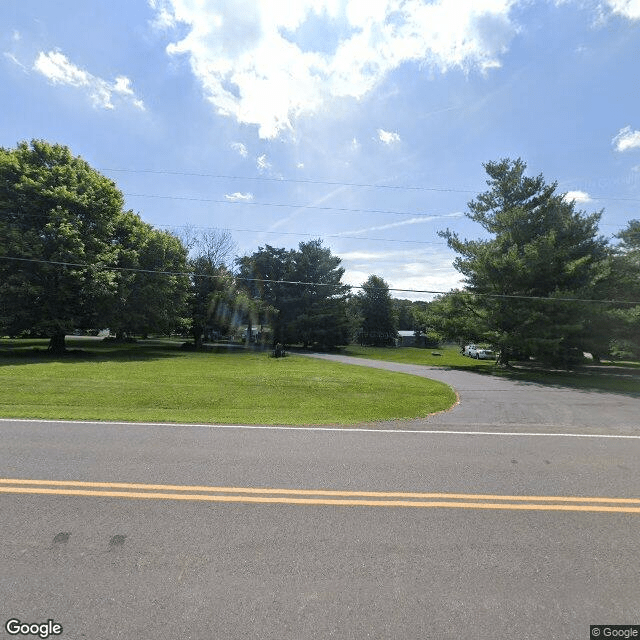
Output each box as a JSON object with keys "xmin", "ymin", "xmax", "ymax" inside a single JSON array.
[
  {"xmin": 256, "ymin": 154, "xmax": 272, "ymax": 172},
  {"xmin": 224, "ymin": 192, "xmax": 254, "ymax": 201},
  {"xmin": 340, "ymin": 249, "xmax": 423, "ymax": 261},
  {"xmin": 340, "ymin": 248, "xmax": 463, "ymax": 299},
  {"xmin": 605, "ymin": 0, "xmax": 640, "ymax": 20},
  {"xmin": 612, "ymin": 126, "xmax": 640, "ymax": 152},
  {"xmin": 337, "ymin": 212, "xmax": 463, "ymax": 236},
  {"xmin": 33, "ymin": 50, "xmax": 145, "ymax": 110},
  {"xmin": 4, "ymin": 52, "xmax": 28, "ymax": 71},
  {"xmin": 563, "ymin": 190, "xmax": 592, "ymax": 204},
  {"xmin": 377, "ymin": 128, "xmax": 401, "ymax": 145},
  {"xmin": 151, "ymin": 0, "xmax": 518, "ymax": 138},
  {"xmin": 231, "ymin": 141, "xmax": 248, "ymax": 157}
]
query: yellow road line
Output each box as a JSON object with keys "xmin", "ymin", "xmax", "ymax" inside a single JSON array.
[
  {"xmin": 1, "ymin": 486, "xmax": 640, "ymax": 512},
  {"xmin": 1, "ymin": 479, "xmax": 639, "ymax": 513},
  {"xmin": 1, "ymin": 477, "xmax": 639, "ymax": 504}
]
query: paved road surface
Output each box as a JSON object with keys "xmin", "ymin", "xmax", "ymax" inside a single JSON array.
[
  {"xmin": 304, "ymin": 353, "xmax": 640, "ymax": 434},
  {"xmin": 1, "ymin": 358, "xmax": 639, "ymax": 639},
  {"xmin": 2, "ymin": 416, "xmax": 640, "ymax": 640}
]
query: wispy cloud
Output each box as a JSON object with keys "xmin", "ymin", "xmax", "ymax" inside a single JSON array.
[
  {"xmin": 256, "ymin": 154, "xmax": 272, "ymax": 172},
  {"xmin": 337, "ymin": 212, "xmax": 463, "ymax": 236},
  {"xmin": 4, "ymin": 52, "xmax": 28, "ymax": 72},
  {"xmin": 225, "ymin": 192, "xmax": 254, "ymax": 202},
  {"xmin": 378, "ymin": 129, "xmax": 401, "ymax": 145},
  {"xmin": 33, "ymin": 50, "xmax": 144, "ymax": 110},
  {"xmin": 267, "ymin": 184, "xmax": 352, "ymax": 232},
  {"xmin": 612, "ymin": 125, "xmax": 640, "ymax": 152},
  {"xmin": 152, "ymin": 0, "xmax": 518, "ymax": 138},
  {"xmin": 231, "ymin": 142, "xmax": 248, "ymax": 157}
]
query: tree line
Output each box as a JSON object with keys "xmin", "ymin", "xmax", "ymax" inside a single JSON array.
[{"xmin": 1, "ymin": 141, "xmax": 638, "ymax": 364}]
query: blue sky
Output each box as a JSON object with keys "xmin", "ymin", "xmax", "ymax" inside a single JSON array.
[{"xmin": 2, "ymin": 0, "xmax": 640, "ymax": 299}]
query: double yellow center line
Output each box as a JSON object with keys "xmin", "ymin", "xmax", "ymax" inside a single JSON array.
[{"xmin": 1, "ymin": 478, "xmax": 639, "ymax": 513}]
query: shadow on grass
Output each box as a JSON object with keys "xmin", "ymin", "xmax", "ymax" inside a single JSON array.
[
  {"xmin": 334, "ymin": 345, "xmax": 640, "ymax": 397},
  {"xmin": 461, "ymin": 362, "xmax": 640, "ymax": 397},
  {"xmin": 0, "ymin": 338, "xmax": 255, "ymax": 365}
]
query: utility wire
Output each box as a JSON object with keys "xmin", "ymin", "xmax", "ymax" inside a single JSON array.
[
  {"xmin": 122, "ymin": 192, "xmax": 463, "ymax": 218},
  {"xmin": 0, "ymin": 216, "xmax": 449, "ymax": 246},
  {"xmin": 105, "ymin": 169, "xmax": 478, "ymax": 194},
  {"xmin": 104, "ymin": 167, "xmax": 640, "ymax": 203},
  {"xmin": 2, "ymin": 255, "xmax": 639, "ymax": 305},
  {"xmin": 0, "ymin": 214, "xmax": 631, "ymax": 245}
]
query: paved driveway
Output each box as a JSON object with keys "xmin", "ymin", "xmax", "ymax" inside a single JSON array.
[{"xmin": 304, "ymin": 353, "xmax": 640, "ymax": 435}]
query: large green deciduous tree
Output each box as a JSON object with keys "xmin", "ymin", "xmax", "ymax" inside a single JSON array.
[
  {"xmin": 0, "ymin": 140, "xmax": 192, "ymax": 352},
  {"xmin": 439, "ymin": 158, "xmax": 608, "ymax": 367},
  {"xmin": 0, "ymin": 140, "xmax": 124, "ymax": 352},
  {"xmin": 110, "ymin": 211, "xmax": 189, "ymax": 338}
]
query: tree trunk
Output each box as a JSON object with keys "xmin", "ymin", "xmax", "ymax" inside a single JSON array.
[
  {"xmin": 497, "ymin": 347, "xmax": 510, "ymax": 367},
  {"xmin": 245, "ymin": 319, "xmax": 252, "ymax": 348},
  {"xmin": 48, "ymin": 331, "xmax": 66, "ymax": 354}
]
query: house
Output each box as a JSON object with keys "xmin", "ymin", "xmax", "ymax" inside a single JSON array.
[{"xmin": 397, "ymin": 330, "xmax": 420, "ymax": 346}]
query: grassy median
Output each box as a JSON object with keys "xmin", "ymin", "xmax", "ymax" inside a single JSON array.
[{"xmin": 0, "ymin": 339, "xmax": 456, "ymax": 425}]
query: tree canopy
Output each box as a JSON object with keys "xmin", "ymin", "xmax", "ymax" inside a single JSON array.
[
  {"xmin": 607, "ymin": 219, "xmax": 640, "ymax": 358},
  {"xmin": 439, "ymin": 158, "xmax": 608, "ymax": 366},
  {"xmin": 0, "ymin": 140, "xmax": 190, "ymax": 351},
  {"xmin": 237, "ymin": 240, "xmax": 351, "ymax": 348},
  {"xmin": 0, "ymin": 140, "xmax": 126, "ymax": 351},
  {"xmin": 356, "ymin": 275, "xmax": 398, "ymax": 346}
]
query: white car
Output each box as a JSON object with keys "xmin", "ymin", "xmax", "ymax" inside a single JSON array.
[
  {"xmin": 475, "ymin": 349, "xmax": 495, "ymax": 360},
  {"xmin": 464, "ymin": 344, "xmax": 478, "ymax": 357}
]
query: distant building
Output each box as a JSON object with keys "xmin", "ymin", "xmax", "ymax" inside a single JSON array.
[{"xmin": 397, "ymin": 330, "xmax": 419, "ymax": 346}]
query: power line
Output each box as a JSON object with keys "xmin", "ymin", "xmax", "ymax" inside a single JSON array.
[
  {"xmin": 123, "ymin": 192, "xmax": 463, "ymax": 218},
  {"xmin": 162, "ymin": 225, "xmax": 449, "ymax": 246},
  {"xmin": 2, "ymin": 212, "xmax": 632, "ymax": 246},
  {"xmin": 105, "ymin": 168, "xmax": 478, "ymax": 194},
  {"xmin": 0, "ymin": 216, "xmax": 450, "ymax": 246},
  {"xmin": 2, "ymin": 255, "xmax": 639, "ymax": 305},
  {"xmin": 105, "ymin": 167, "xmax": 640, "ymax": 203}
]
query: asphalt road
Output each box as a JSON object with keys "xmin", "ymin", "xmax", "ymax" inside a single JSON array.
[
  {"xmin": 304, "ymin": 352, "xmax": 640, "ymax": 433},
  {"xmin": 1, "ymin": 359, "xmax": 639, "ymax": 640}
]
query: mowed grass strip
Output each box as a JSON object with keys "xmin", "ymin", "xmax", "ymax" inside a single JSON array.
[
  {"xmin": 343, "ymin": 345, "xmax": 640, "ymax": 395},
  {"xmin": 0, "ymin": 344, "xmax": 456, "ymax": 425},
  {"xmin": 343, "ymin": 345, "xmax": 494, "ymax": 369}
]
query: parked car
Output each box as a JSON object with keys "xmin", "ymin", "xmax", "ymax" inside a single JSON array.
[
  {"xmin": 475, "ymin": 349, "xmax": 495, "ymax": 360},
  {"xmin": 464, "ymin": 344, "xmax": 478, "ymax": 357}
]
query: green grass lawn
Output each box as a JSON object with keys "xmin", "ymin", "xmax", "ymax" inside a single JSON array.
[
  {"xmin": 343, "ymin": 345, "xmax": 496, "ymax": 369},
  {"xmin": 342, "ymin": 345, "xmax": 640, "ymax": 395},
  {"xmin": 0, "ymin": 338, "xmax": 456, "ymax": 425}
]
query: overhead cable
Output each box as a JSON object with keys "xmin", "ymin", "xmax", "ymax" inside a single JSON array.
[{"xmin": 2, "ymin": 255, "xmax": 638, "ymax": 305}]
